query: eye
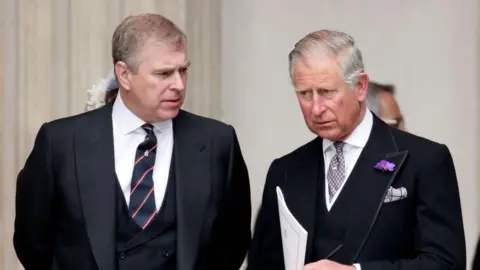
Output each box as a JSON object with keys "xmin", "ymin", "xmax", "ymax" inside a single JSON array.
[
  {"xmin": 318, "ymin": 89, "xmax": 329, "ymax": 95},
  {"xmin": 160, "ymin": 71, "xmax": 172, "ymax": 77},
  {"xmin": 297, "ymin": 90, "xmax": 313, "ymax": 99},
  {"xmin": 319, "ymin": 89, "xmax": 337, "ymax": 99},
  {"xmin": 179, "ymin": 67, "xmax": 188, "ymax": 74},
  {"xmin": 298, "ymin": 90, "xmax": 308, "ymax": 96}
]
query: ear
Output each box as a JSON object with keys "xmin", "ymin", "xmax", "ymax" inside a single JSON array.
[
  {"xmin": 114, "ymin": 61, "xmax": 132, "ymax": 91},
  {"xmin": 355, "ymin": 72, "xmax": 369, "ymax": 102}
]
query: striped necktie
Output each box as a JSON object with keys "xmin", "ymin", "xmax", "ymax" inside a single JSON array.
[{"xmin": 129, "ymin": 123, "xmax": 158, "ymax": 229}]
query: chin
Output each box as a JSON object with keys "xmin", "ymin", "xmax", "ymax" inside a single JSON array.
[
  {"xmin": 316, "ymin": 128, "xmax": 342, "ymax": 141},
  {"xmin": 158, "ymin": 108, "xmax": 180, "ymax": 121}
]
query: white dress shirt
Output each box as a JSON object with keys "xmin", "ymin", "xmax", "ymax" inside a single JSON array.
[
  {"xmin": 112, "ymin": 94, "xmax": 173, "ymax": 211},
  {"xmin": 322, "ymin": 110, "xmax": 373, "ymax": 211},
  {"xmin": 322, "ymin": 110, "xmax": 373, "ymax": 270}
]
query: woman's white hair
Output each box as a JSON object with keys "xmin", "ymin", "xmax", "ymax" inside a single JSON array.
[
  {"xmin": 288, "ymin": 29, "xmax": 364, "ymax": 86},
  {"xmin": 106, "ymin": 70, "xmax": 118, "ymax": 91}
]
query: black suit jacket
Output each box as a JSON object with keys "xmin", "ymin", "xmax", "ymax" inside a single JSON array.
[
  {"xmin": 248, "ymin": 115, "xmax": 465, "ymax": 270},
  {"xmin": 14, "ymin": 104, "xmax": 251, "ymax": 270},
  {"xmin": 473, "ymin": 238, "xmax": 480, "ymax": 270}
]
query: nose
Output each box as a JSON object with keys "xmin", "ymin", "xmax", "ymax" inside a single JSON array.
[
  {"xmin": 171, "ymin": 71, "xmax": 186, "ymax": 91},
  {"xmin": 311, "ymin": 93, "xmax": 326, "ymax": 116}
]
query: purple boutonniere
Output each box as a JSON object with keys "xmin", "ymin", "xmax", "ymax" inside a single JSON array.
[{"xmin": 374, "ymin": 160, "xmax": 395, "ymax": 172}]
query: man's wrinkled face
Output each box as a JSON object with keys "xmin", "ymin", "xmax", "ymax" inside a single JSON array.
[
  {"xmin": 292, "ymin": 55, "xmax": 368, "ymax": 141},
  {"xmin": 116, "ymin": 39, "xmax": 189, "ymax": 122}
]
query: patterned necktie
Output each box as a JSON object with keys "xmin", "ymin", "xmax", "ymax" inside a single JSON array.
[
  {"xmin": 129, "ymin": 123, "xmax": 158, "ymax": 229},
  {"xmin": 327, "ymin": 142, "xmax": 345, "ymax": 201}
]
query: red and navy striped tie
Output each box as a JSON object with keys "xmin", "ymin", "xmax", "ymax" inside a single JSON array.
[{"xmin": 129, "ymin": 123, "xmax": 158, "ymax": 229}]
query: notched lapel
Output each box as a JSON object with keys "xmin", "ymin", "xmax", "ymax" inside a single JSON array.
[
  {"xmin": 338, "ymin": 118, "xmax": 409, "ymax": 263},
  {"xmin": 174, "ymin": 111, "xmax": 211, "ymax": 270},
  {"xmin": 75, "ymin": 105, "xmax": 116, "ymax": 270}
]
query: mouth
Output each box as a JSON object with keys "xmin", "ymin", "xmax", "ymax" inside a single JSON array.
[
  {"xmin": 315, "ymin": 120, "xmax": 335, "ymax": 127},
  {"xmin": 164, "ymin": 98, "xmax": 181, "ymax": 103},
  {"xmin": 163, "ymin": 98, "xmax": 182, "ymax": 108}
]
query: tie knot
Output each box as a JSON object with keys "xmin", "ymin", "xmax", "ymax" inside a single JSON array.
[
  {"xmin": 142, "ymin": 123, "xmax": 155, "ymax": 136},
  {"xmin": 333, "ymin": 141, "xmax": 344, "ymax": 153}
]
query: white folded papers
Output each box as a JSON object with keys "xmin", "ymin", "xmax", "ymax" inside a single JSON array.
[{"xmin": 276, "ymin": 186, "xmax": 308, "ymax": 270}]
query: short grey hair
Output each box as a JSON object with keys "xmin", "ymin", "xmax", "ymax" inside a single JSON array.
[
  {"xmin": 366, "ymin": 82, "xmax": 381, "ymax": 116},
  {"xmin": 288, "ymin": 29, "xmax": 364, "ymax": 86},
  {"xmin": 112, "ymin": 13, "xmax": 187, "ymax": 73}
]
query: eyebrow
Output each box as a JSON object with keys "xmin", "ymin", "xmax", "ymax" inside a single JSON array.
[
  {"xmin": 152, "ymin": 61, "xmax": 191, "ymax": 73},
  {"xmin": 295, "ymin": 88, "xmax": 332, "ymax": 92}
]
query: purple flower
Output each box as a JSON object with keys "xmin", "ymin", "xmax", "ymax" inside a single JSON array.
[{"xmin": 374, "ymin": 160, "xmax": 395, "ymax": 172}]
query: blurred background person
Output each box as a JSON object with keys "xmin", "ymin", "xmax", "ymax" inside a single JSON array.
[{"xmin": 366, "ymin": 81, "xmax": 406, "ymax": 131}]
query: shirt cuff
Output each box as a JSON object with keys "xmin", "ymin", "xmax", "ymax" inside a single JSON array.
[{"xmin": 353, "ymin": 263, "xmax": 361, "ymax": 270}]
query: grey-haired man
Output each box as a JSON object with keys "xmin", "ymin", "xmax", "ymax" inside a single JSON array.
[{"xmin": 248, "ymin": 29, "xmax": 465, "ymax": 270}]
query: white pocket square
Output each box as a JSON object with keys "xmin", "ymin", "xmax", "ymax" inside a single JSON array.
[{"xmin": 383, "ymin": 186, "xmax": 408, "ymax": 203}]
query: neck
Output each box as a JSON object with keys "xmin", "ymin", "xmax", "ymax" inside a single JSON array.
[
  {"xmin": 354, "ymin": 104, "xmax": 367, "ymax": 130},
  {"xmin": 119, "ymin": 89, "xmax": 150, "ymax": 123}
]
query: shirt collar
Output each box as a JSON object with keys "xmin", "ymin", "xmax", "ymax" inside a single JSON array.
[
  {"xmin": 112, "ymin": 92, "xmax": 172, "ymax": 135},
  {"xmin": 323, "ymin": 109, "xmax": 373, "ymax": 151}
]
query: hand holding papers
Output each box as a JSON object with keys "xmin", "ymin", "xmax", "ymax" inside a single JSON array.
[{"xmin": 276, "ymin": 187, "xmax": 308, "ymax": 270}]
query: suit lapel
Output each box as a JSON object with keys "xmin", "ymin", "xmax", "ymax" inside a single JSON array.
[
  {"xmin": 335, "ymin": 116, "xmax": 408, "ymax": 263},
  {"xmin": 282, "ymin": 138, "xmax": 324, "ymax": 262},
  {"xmin": 75, "ymin": 104, "xmax": 116, "ymax": 270},
  {"xmin": 173, "ymin": 111, "xmax": 211, "ymax": 270}
]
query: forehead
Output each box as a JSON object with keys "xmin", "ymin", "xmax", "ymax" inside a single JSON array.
[
  {"xmin": 136, "ymin": 40, "xmax": 188, "ymax": 67},
  {"xmin": 292, "ymin": 55, "xmax": 343, "ymax": 89}
]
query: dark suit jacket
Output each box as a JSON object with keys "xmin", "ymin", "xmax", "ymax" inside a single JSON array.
[
  {"xmin": 248, "ymin": 115, "xmax": 465, "ymax": 270},
  {"xmin": 473, "ymin": 238, "xmax": 480, "ymax": 270},
  {"xmin": 14, "ymin": 104, "xmax": 251, "ymax": 270}
]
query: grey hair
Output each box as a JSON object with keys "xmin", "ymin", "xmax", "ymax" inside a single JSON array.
[
  {"xmin": 112, "ymin": 13, "xmax": 187, "ymax": 73},
  {"xmin": 366, "ymin": 82, "xmax": 381, "ymax": 116},
  {"xmin": 288, "ymin": 29, "xmax": 364, "ymax": 86}
]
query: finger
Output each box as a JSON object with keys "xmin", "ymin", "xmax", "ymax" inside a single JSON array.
[{"xmin": 302, "ymin": 263, "xmax": 318, "ymax": 270}]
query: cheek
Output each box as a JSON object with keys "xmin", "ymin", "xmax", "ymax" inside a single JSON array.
[
  {"xmin": 132, "ymin": 76, "xmax": 152, "ymax": 93},
  {"xmin": 181, "ymin": 75, "xmax": 188, "ymax": 87},
  {"xmin": 339, "ymin": 97, "xmax": 358, "ymax": 122},
  {"xmin": 142, "ymin": 80, "xmax": 169, "ymax": 102},
  {"xmin": 336, "ymin": 99, "xmax": 346, "ymax": 116},
  {"xmin": 155, "ymin": 82, "xmax": 170, "ymax": 93},
  {"xmin": 327, "ymin": 99, "xmax": 346, "ymax": 122},
  {"xmin": 298, "ymin": 100, "xmax": 312, "ymax": 118},
  {"xmin": 139, "ymin": 74, "xmax": 162, "ymax": 90}
]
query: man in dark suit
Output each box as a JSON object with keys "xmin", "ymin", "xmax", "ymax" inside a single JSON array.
[
  {"xmin": 247, "ymin": 29, "xmax": 465, "ymax": 270},
  {"xmin": 14, "ymin": 13, "xmax": 251, "ymax": 270}
]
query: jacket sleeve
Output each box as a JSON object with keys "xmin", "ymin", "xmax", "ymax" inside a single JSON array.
[
  {"xmin": 14, "ymin": 123, "xmax": 56, "ymax": 270},
  {"xmin": 247, "ymin": 158, "xmax": 285, "ymax": 270},
  {"xmin": 208, "ymin": 126, "xmax": 252, "ymax": 270}
]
